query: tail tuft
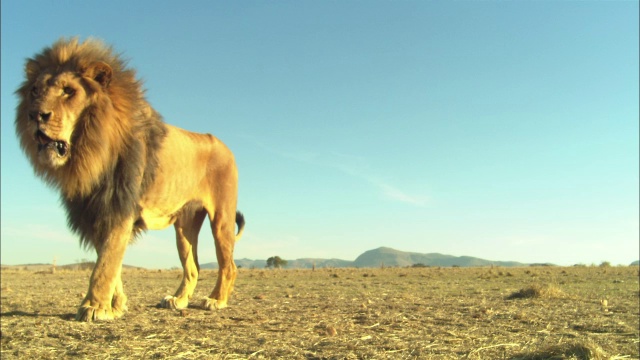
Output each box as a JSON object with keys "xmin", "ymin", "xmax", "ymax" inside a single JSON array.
[{"xmin": 235, "ymin": 211, "xmax": 245, "ymax": 241}]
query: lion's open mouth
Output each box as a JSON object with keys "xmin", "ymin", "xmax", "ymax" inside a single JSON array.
[{"xmin": 36, "ymin": 130, "xmax": 69, "ymax": 157}]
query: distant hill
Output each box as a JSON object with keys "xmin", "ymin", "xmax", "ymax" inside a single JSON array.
[
  {"xmin": 200, "ymin": 247, "xmax": 525, "ymax": 269},
  {"xmin": 631, "ymin": 260, "xmax": 639, "ymax": 266},
  {"xmin": 353, "ymin": 247, "xmax": 525, "ymax": 268}
]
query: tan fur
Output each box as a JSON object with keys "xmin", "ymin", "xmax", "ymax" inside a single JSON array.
[{"xmin": 15, "ymin": 38, "xmax": 245, "ymax": 321}]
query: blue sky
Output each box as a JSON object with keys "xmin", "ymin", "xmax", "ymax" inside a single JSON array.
[{"xmin": 1, "ymin": 1, "xmax": 638, "ymax": 268}]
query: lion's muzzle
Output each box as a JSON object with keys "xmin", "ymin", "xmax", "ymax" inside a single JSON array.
[{"xmin": 36, "ymin": 130, "xmax": 69, "ymax": 157}]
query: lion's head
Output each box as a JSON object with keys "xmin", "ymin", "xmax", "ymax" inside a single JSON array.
[
  {"xmin": 20, "ymin": 60, "xmax": 112, "ymax": 167},
  {"xmin": 15, "ymin": 38, "xmax": 146, "ymax": 198}
]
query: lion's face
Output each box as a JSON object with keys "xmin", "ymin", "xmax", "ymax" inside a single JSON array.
[{"xmin": 23, "ymin": 71, "xmax": 91, "ymax": 168}]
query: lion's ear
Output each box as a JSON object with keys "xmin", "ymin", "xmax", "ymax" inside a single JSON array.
[
  {"xmin": 84, "ymin": 61, "xmax": 112, "ymax": 88},
  {"xmin": 25, "ymin": 60, "xmax": 40, "ymax": 80}
]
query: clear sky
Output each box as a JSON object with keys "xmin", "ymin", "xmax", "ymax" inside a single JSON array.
[{"xmin": 1, "ymin": 1, "xmax": 638, "ymax": 268}]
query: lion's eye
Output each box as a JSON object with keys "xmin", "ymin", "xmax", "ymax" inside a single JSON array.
[
  {"xmin": 63, "ymin": 86, "xmax": 76, "ymax": 96},
  {"xmin": 30, "ymin": 86, "xmax": 38, "ymax": 97}
]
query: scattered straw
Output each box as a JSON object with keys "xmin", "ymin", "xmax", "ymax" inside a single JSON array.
[{"xmin": 467, "ymin": 343, "xmax": 520, "ymax": 357}]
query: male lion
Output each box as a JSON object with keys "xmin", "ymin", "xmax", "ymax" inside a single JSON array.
[{"xmin": 15, "ymin": 38, "xmax": 245, "ymax": 321}]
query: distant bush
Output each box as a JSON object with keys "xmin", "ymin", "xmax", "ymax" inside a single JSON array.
[
  {"xmin": 266, "ymin": 256, "xmax": 288, "ymax": 269},
  {"xmin": 411, "ymin": 263, "xmax": 429, "ymax": 268},
  {"xmin": 599, "ymin": 261, "xmax": 611, "ymax": 268}
]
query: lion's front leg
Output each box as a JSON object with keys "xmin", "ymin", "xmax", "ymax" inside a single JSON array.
[{"xmin": 76, "ymin": 220, "xmax": 132, "ymax": 322}]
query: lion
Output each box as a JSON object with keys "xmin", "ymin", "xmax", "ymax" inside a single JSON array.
[{"xmin": 15, "ymin": 38, "xmax": 245, "ymax": 321}]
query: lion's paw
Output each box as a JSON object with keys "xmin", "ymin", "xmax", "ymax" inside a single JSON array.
[
  {"xmin": 160, "ymin": 295, "xmax": 188, "ymax": 310},
  {"xmin": 112, "ymin": 294, "xmax": 128, "ymax": 317},
  {"xmin": 202, "ymin": 297, "xmax": 227, "ymax": 310},
  {"xmin": 76, "ymin": 305, "xmax": 118, "ymax": 322}
]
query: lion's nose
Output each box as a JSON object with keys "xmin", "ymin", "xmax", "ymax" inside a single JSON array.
[{"xmin": 29, "ymin": 111, "xmax": 53, "ymax": 123}]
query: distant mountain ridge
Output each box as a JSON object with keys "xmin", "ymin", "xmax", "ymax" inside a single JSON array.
[
  {"xmin": 4, "ymin": 252, "xmax": 636, "ymax": 270},
  {"xmin": 200, "ymin": 247, "xmax": 526, "ymax": 269}
]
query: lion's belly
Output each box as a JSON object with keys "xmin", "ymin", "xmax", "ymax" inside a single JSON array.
[
  {"xmin": 138, "ymin": 208, "xmax": 179, "ymax": 230},
  {"xmin": 137, "ymin": 196, "xmax": 203, "ymax": 230}
]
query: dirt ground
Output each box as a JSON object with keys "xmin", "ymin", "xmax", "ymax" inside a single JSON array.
[{"xmin": 1, "ymin": 265, "xmax": 638, "ymax": 359}]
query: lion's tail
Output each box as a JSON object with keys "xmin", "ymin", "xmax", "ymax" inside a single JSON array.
[{"xmin": 235, "ymin": 211, "xmax": 246, "ymax": 241}]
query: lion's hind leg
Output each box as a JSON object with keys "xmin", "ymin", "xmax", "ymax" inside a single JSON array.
[
  {"xmin": 160, "ymin": 209, "xmax": 207, "ymax": 310},
  {"xmin": 203, "ymin": 210, "xmax": 237, "ymax": 310}
]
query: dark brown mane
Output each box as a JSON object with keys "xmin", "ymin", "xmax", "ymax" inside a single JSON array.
[{"xmin": 15, "ymin": 38, "xmax": 167, "ymax": 247}]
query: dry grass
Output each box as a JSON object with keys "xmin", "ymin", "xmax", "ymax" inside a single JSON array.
[
  {"xmin": 512, "ymin": 340, "xmax": 608, "ymax": 360},
  {"xmin": 1, "ymin": 265, "xmax": 638, "ymax": 359}
]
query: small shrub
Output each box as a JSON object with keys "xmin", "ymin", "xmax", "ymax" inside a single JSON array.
[{"xmin": 507, "ymin": 284, "xmax": 566, "ymax": 300}]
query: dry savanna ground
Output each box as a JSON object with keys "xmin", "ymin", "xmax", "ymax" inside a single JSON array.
[{"xmin": 1, "ymin": 265, "xmax": 638, "ymax": 359}]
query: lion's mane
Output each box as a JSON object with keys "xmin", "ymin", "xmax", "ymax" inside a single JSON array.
[{"xmin": 15, "ymin": 38, "xmax": 167, "ymax": 248}]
